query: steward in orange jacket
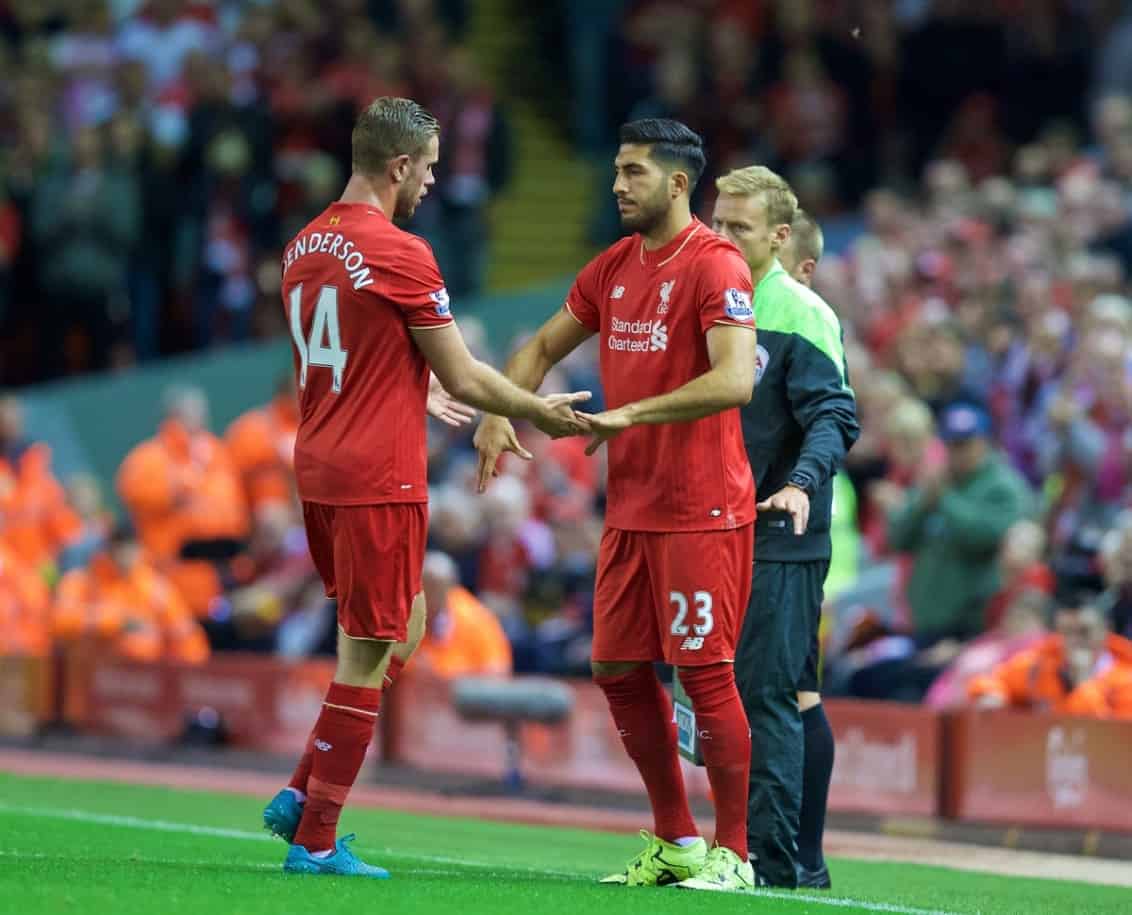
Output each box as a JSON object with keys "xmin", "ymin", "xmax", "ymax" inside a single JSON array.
[
  {"xmin": 0, "ymin": 541, "xmax": 50, "ymax": 656},
  {"xmin": 225, "ymin": 376, "xmax": 298, "ymax": 513},
  {"xmin": 116, "ymin": 389, "xmax": 249, "ymax": 616},
  {"xmin": 1, "ymin": 397, "xmax": 80, "ymax": 578},
  {"xmin": 53, "ymin": 523, "xmax": 209, "ymax": 664},
  {"xmin": 417, "ymin": 552, "xmax": 512, "ymax": 678},
  {"xmin": 968, "ymin": 602, "xmax": 1132, "ymax": 717}
]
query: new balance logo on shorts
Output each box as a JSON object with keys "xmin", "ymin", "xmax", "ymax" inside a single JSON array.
[
  {"xmin": 314, "ymin": 739, "xmax": 333, "ymax": 751},
  {"xmin": 680, "ymin": 637, "xmax": 704, "ymax": 651}
]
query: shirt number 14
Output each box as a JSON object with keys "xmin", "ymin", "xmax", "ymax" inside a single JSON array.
[{"xmin": 289, "ymin": 283, "xmax": 349, "ymax": 393}]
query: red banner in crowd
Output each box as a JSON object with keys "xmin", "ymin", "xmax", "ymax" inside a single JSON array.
[
  {"xmin": 825, "ymin": 699, "xmax": 942, "ymax": 817},
  {"xmin": 64, "ymin": 653, "xmax": 336, "ymax": 753},
  {"xmin": 0, "ymin": 655, "xmax": 52, "ymax": 737},
  {"xmin": 944, "ymin": 709, "xmax": 1132, "ymax": 833}
]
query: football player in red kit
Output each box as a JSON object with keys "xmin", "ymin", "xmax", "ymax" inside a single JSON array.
[
  {"xmin": 264, "ymin": 97, "xmax": 590, "ymax": 878},
  {"xmin": 475, "ymin": 119, "xmax": 758, "ymax": 892}
]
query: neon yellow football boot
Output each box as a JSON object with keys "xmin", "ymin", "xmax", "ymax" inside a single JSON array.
[
  {"xmin": 674, "ymin": 844, "xmax": 755, "ymax": 892},
  {"xmin": 598, "ymin": 830, "xmax": 707, "ymax": 886}
]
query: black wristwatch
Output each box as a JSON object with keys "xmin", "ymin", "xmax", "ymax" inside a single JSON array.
[{"xmin": 787, "ymin": 471, "xmax": 817, "ymax": 499}]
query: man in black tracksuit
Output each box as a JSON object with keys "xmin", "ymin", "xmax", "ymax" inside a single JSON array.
[{"xmin": 712, "ymin": 174, "xmax": 859, "ymax": 889}]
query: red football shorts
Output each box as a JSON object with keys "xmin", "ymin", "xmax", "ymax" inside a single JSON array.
[
  {"xmin": 591, "ymin": 524, "xmax": 754, "ymax": 666},
  {"xmin": 301, "ymin": 501, "xmax": 427, "ymax": 642}
]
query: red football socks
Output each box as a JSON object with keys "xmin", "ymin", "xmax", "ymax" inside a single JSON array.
[
  {"xmin": 677, "ymin": 663, "xmax": 751, "ymax": 859},
  {"xmin": 595, "ymin": 665, "xmax": 698, "ymax": 842},
  {"xmin": 287, "ymin": 657, "xmax": 406, "ymax": 798},
  {"xmin": 291, "ymin": 682, "xmax": 381, "ymax": 853},
  {"xmin": 287, "ymin": 737, "xmax": 313, "ymax": 798}
]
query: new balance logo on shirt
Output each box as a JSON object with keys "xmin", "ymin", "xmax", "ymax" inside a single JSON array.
[{"xmin": 314, "ymin": 739, "xmax": 333, "ymax": 751}]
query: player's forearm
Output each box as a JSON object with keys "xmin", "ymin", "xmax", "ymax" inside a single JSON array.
[
  {"xmin": 622, "ymin": 367, "xmax": 752, "ymax": 426},
  {"xmin": 501, "ymin": 338, "xmax": 555, "ymax": 393},
  {"xmin": 451, "ymin": 360, "xmax": 546, "ymax": 421}
]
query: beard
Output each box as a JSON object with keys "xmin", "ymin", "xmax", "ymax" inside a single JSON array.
[
  {"xmin": 394, "ymin": 180, "xmax": 423, "ymax": 219},
  {"xmin": 619, "ymin": 186, "xmax": 671, "ymax": 235}
]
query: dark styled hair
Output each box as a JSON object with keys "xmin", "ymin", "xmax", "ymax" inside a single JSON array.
[
  {"xmin": 618, "ymin": 118, "xmax": 706, "ymax": 191},
  {"xmin": 352, "ymin": 97, "xmax": 440, "ymax": 177}
]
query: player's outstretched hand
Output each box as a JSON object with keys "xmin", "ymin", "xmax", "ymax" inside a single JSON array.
[
  {"xmin": 577, "ymin": 407, "xmax": 633, "ymax": 456},
  {"xmin": 473, "ymin": 415, "xmax": 532, "ymax": 492},
  {"xmin": 756, "ymin": 485, "xmax": 811, "ymax": 535},
  {"xmin": 427, "ymin": 374, "xmax": 478, "ymax": 427},
  {"xmin": 532, "ymin": 391, "xmax": 593, "ymax": 439}
]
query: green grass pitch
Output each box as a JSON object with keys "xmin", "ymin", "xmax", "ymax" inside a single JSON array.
[{"xmin": 0, "ymin": 772, "xmax": 1126, "ymax": 915}]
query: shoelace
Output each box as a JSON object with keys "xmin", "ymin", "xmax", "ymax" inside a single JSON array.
[
  {"xmin": 697, "ymin": 850, "xmax": 735, "ymax": 883},
  {"xmin": 625, "ymin": 830, "xmax": 658, "ymax": 875}
]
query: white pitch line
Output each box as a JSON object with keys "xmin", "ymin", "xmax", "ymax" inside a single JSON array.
[
  {"xmin": 0, "ymin": 802, "xmax": 274, "ymax": 842},
  {"xmin": 0, "ymin": 848, "xmax": 278, "ymax": 871},
  {"xmin": 0, "ymin": 802, "xmax": 970, "ymax": 915}
]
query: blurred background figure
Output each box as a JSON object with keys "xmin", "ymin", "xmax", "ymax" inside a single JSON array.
[
  {"xmin": 887, "ymin": 403, "xmax": 1033, "ymax": 649},
  {"xmin": 415, "ymin": 550, "xmax": 512, "ymax": 678},
  {"xmin": 0, "ymin": 538, "xmax": 50, "ymax": 658},
  {"xmin": 116, "ymin": 385, "xmax": 249, "ymax": 618},
  {"xmin": 225, "ymin": 374, "xmax": 299, "ymax": 514},
  {"xmin": 0, "ymin": 396, "xmax": 80, "ymax": 583},
  {"xmin": 208, "ymin": 502, "xmax": 319, "ymax": 654},
  {"xmin": 57, "ymin": 474, "xmax": 113, "ymax": 574},
  {"xmin": 967, "ymin": 598, "xmax": 1132, "ymax": 717},
  {"xmin": 53, "ymin": 520, "xmax": 209, "ymax": 665}
]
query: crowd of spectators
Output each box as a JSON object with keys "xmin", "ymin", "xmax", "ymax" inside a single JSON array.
[
  {"xmin": 5, "ymin": 1, "xmax": 1132, "ymax": 718},
  {"xmin": 548, "ymin": 0, "xmax": 1132, "ymax": 246},
  {"xmin": 0, "ymin": 0, "xmax": 511, "ymax": 386}
]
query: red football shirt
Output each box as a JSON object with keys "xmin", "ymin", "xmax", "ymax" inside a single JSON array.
[
  {"xmin": 565, "ymin": 218, "xmax": 757, "ymax": 532},
  {"xmin": 281, "ymin": 202, "xmax": 453, "ymax": 505}
]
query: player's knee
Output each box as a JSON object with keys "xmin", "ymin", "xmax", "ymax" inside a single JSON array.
[
  {"xmin": 591, "ymin": 660, "xmax": 648, "ymax": 681},
  {"xmin": 335, "ymin": 630, "xmax": 393, "ymax": 687},
  {"xmin": 797, "ymin": 690, "xmax": 822, "ymax": 712},
  {"xmin": 675, "ymin": 661, "xmax": 734, "ymax": 702}
]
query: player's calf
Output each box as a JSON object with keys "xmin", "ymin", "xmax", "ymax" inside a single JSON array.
[
  {"xmin": 676, "ymin": 663, "xmax": 751, "ymax": 860},
  {"xmin": 593, "ymin": 663, "xmax": 699, "ymax": 843}
]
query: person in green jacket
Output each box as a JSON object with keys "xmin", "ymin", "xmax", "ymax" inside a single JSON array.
[
  {"xmin": 710, "ymin": 169, "xmax": 859, "ymax": 889},
  {"xmin": 888, "ymin": 401, "xmax": 1033, "ymax": 646}
]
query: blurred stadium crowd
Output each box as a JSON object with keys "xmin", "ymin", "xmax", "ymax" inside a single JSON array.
[
  {"xmin": 0, "ymin": 0, "xmax": 509, "ymax": 384},
  {"xmin": 4, "ymin": 1, "xmax": 1132, "ymax": 716}
]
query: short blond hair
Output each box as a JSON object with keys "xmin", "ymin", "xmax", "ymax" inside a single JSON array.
[
  {"xmin": 715, "ymin": 166, "xmax": 798, "ymax": 227},
  {"xmin": 790, "ymin": 208, "xmax": 824, "ymax": 263}
]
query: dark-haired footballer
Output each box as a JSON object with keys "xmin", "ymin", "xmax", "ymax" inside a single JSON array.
[{"xmin": 474, "ymin": 118, "xmax": 759, "ymax": 892}]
